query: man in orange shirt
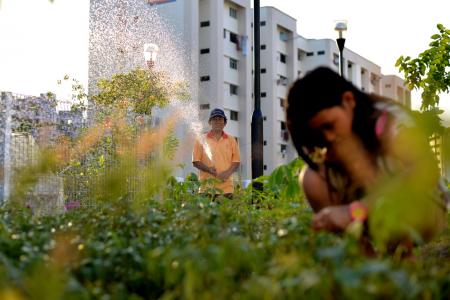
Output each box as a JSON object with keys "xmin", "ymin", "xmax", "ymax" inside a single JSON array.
[{"xmin": 192, "ymin": 108, "xmax": 240, "ymax": 197}]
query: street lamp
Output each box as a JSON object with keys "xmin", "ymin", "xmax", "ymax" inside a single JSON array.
[
  {"xmin": 334, "ymin": 21, "xmax": 347, "ymax": 77},
  {"xmin": 143, "ymin": 43, "xmax": 159, "ymax": 68},
  {"xmin": 251, "ymin": 0, "xmax": 264, "ymax": 182}
]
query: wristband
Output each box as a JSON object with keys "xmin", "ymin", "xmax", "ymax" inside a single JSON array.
[{"xmin": 348, "ymin": 201, "xmax": 368, "ymax": 222}]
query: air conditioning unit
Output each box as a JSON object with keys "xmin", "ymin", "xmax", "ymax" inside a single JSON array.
[
  {"xmin": 280, "ymin": 130, "xmax": 289, "ymax": 141},
  {"xmin": 277, "ymin": 77, "xmax": 288, "ymax": 86}
]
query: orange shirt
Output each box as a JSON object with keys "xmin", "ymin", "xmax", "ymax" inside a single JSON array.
[{"xmin": 192, "ymin": 131, "xmax": 240, "ymax": 194}]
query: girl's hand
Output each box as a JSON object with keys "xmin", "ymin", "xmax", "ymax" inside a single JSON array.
[{"xmin": 312, "ymin": 205, "xmax": 352, "ymax": 232}]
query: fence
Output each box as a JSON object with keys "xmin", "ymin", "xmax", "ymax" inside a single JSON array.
[{"xmin": 1, "ymin": 91, "xmax": 159, "ymax": 214}]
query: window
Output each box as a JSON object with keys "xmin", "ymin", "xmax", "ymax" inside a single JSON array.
[
  {"xmin": 279, "ymin": 98, "xmax": 285, "ymax": 107},
  {"xmin": 200, "ymin": 21, "xmax": 210, "ymax": 27},
  {"xmin": 224, "ymin": 29, "xmax": 227, "ymax": 38},
  {"xmin": 317, "ymin": 50, "xmax": 325, "ymax": 55},
  {"xmin": 230, "ymin": 110, "xmax": 238, "ymax": 121},
  {"xmin": 229, "ymin": 7, "xmax": 237, "ymax": 19},
  {"xmin": 280, "ymin": 144, "xmax": 287, "ymax": 152},
  {"xmin": 261, "ymin": 68, "xmax": 266, "ymax": 73},
  {"xmin": 261, "ymin": 21, "xmax": 266, "ymax": 26},
  {"xmin": 229, "ymin": 57, "xmax": 238, "ymax": 69},
  {"xmin": 261, "ymin": 92, "xmax": 266, "ymax": 98},
  {"xmin": 280, "ymin": 53, "xmax": 286, "ymax": 64},
  {"xmin": 230, "ymin": 84, "xmax": 238, "ymax": 95},
  {"xmin": 200, "ymin": 76, "xmax": 210, "ymax": 82},
  {"xmin": 263, "ymin": 140, "xmax": 267, "ymax": 146},
  {"xmin": 200, "ymin": 104, "xmax": 210, "ymax": 110},
  {"xmin": 263, "ymin": 116, "xmax": 267, "ymax": 121},
  {"xmin": 264, "ymin": 165, "xmax": 267, "ymax": 170},
  {"xmin": 277, "ymin": 75, "xmax": 288, "ymax": 86},
  {"xmin": 385, "ymin": 84, "xmax": 392, "ymax": 88},
  {"xmin": 261, "ymin": 44, "xmax": 266, "ymax": 50},
  {"xmin": 306, "ymin": 52, "xmax": 314, "ymax": 57},
  {"xmin": 229, "ymin": 32, "xmax": 238, "ymax": 44},
  {"xmin": 298, "ymin": 49, "xmax": 306, "ymax": 61},
  {"xmin": 280, "ymin": 121, "xmax": 286, "ymax": 130},
  {"xmin": 333, "ymin": 53, "xmax": 339, "ymax": 66},
  {"xmin": 200, "ymin": 48, "xmax": 210, "ymax": 54},
  {"xmin": 279, "ymin": 31, "xmax": 289, "ymax": 42}
]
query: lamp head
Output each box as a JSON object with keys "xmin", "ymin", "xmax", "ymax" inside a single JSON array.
[
  {"xmin": 334, "ymin": 21, "xmax": 348, "ymax": 38},
  {"xmin": 143, "ymin": 43, "xmax": 159, "ymax": 68}
]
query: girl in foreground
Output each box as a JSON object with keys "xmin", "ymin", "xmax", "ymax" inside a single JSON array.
[{"xmin": 286, "ymin": 67, "xmax": 448, "ymax": 253}]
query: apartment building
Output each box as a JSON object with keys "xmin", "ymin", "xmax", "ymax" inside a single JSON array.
[
  {"xmin": 89, "ymin": 1, "xmax": 411, "ymax": 178},
  {"xmin": 259, "ymin": 7, "xmax": 298, "ymax": 172},
  {"xmin": 381, "ymin": 75, "xmax": 412, "ymax": 108},
  {"xmin": 259, "ymin": 7, "xmax": 386, "ymax": 173}
]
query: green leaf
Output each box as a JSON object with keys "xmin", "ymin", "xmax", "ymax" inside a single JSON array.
[{"xmin": 431, "ymin": 34, "xmax": 440, "ymax": 40}]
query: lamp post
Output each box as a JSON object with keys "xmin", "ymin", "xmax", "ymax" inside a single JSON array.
[
  {"xmin": 334, "ymin": 21, "xmax": 347, "ymax": 77},
  {"xmin": 251, "ymin": 0, "xmax": 264, "ymax": 182},
  {"xmin": 143, "ymin": 43, "xmax": 159, "ymax": 68}
]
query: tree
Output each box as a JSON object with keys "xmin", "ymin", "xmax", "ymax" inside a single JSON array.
[
  {"xmin": 396, "ymin": 24, "xmax": 449, "ymax": 138},
  {"xmin": 92, "ymin": 68, "xmax": 178, "ymax": 116},
  {"xmin": 396, "ymin": 24, "xmax": 450, "ymax": 111}
]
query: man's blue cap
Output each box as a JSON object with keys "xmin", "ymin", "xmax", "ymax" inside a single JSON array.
[{"xmin": 209, "ymin": 108, "xmax": 227, "ymax": 122}]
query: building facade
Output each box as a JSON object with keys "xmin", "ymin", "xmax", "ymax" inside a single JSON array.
[{"xmin": 89, "ymin": 0, "xmax": 411, "ymax": 178}]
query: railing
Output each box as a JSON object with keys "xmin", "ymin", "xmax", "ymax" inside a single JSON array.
[{"xmin": 1, "ymin": 91, "xmax": 158, "ymax": 214}]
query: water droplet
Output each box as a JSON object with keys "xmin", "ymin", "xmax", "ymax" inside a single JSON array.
[
  {"xmin": 277, "ymin": 228, "xmax": 288, "ymax": 237},
  {"xmin": 171, "ymin": 260, "xmax": 179, "ymax": 269}
]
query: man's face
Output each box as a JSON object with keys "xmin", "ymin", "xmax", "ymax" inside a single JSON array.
[{"xmin": 209, "ymin": 116, "xmax": 226, "ymax": 131}]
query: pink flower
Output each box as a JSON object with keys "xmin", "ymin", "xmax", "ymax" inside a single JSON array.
[{"xmin": 65, "ymin": 200, "xmax": 81, "ymax": 211}]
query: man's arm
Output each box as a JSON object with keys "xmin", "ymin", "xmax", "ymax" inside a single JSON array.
[
  {"xmin": 193, "ymin": 161, "xmax": 217, "ymax": 176},
  {"xmin": 217, "ymin": 162, "xmax": 240, "ymax": 181}
]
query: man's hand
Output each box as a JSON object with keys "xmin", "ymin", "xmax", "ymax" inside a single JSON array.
[
  {"xmin": 208, "ymin": 167, "xmax": 217, "ymax": 176},
  {"xmin": 312, "ymin": 205, "xmax": 352, "ymax": 232},
  {"xmin": 217, "ymin": 170, "xmax": 230, "ymax": 181}
]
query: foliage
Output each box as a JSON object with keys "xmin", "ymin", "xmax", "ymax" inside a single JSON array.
[
  {"xmin": 410, "ymin": 108, "xmax": 446, "ymax": 137},
  {"xmin": 253, "ymin": 158, "xmax": 303, "ymax": 204},
  {"xmin": 4, "ymin": 126, "xmax": 450, "ymax": 299},
  {"xmin": 396, "ymin": 23, "xmax": 450, "ymax": 111},
  {"xmin": 92, "ymin": 68, "xmax": 188, "ymax": 116},
  {"xmin": 1, "ymin": 185, "xmax": 450, "ymax": 299}
]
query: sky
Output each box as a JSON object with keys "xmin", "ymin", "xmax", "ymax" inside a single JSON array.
[{"xmin": 0, "ymin": 0, "xmax": 449, "ymax": 124}]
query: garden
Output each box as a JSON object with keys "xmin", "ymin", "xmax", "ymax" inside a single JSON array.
[
  {"xmin": 1, "ymin": 157, "xmax": 450, "ymax": 299},
  {"xmin": 0, "ymin": 23, "xmax": 449, "ymax": 300}
]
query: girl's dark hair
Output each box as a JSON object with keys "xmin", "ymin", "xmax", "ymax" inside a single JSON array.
[{"xmin": 286, "ymin": 67, "xmax": 381, "ymax": 169}]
